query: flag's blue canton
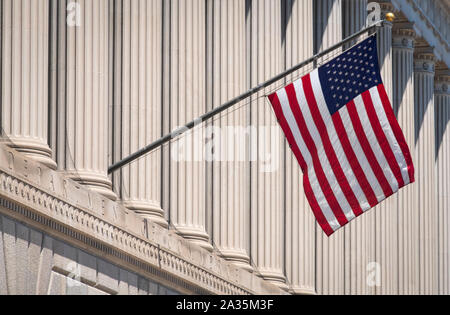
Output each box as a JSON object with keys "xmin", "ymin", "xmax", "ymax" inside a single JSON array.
[{"xmin": 318, "ymin": 35, "xmax": 382, "ymax": 116}]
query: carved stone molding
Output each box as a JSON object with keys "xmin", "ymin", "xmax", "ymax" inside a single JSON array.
[{"xmin": 0, "ymin": 144, "xmax": 285, "ymax": 295}]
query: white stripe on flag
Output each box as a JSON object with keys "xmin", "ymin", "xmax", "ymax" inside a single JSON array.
[
  {"xmin": 338, "ymin": 107, "xmax": 386, "ymax": 203},
  {"xmin": 369, "ymin": 87, "xmax": 411, "ymax": 185},
  {"xmin": 276, "ymin": 89, "xmax": 341, "ymax": 231},
  {"xmin": 292, "ymin": 79, "xmax": 356, "ymax": 221},
  {"xmin": 353, "ymin": 95, "xmax": 399, "ymax": 193},
  {"xmin": 309, "ymin": 70, "xmax": 371, "ymax": 211}
]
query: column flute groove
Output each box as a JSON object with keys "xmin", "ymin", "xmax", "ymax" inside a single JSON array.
[
  {"xmin": 50, "ymin": 0, "xmax": 116, "ymax": 200},
  {"xmin": 284, "ymin": 0, "xmax": 316, "ymax": 295},
  {"xmin": 414, "ymin": 42, "xmax": 438, "ymax": 295},
  {"xmin": 392, "ymin": 21, "xmax": 418, "ymax": 295},
  {"xmin": 207, "ymin": 0, "xmax": 251, "ymax": 271},
  {"xmin": 314, "ymin": 0, "xmax": 345, "ymax": 295},
  {"xmin": 342, "ymin": 0, "xmax": 376, "ymax": 296},
  {"xmin": 166, "ymin": 0, "xmax": 211, "ymax": 251},
  {"xmin": 110, "ymin": 0, "xmax": 166, "ymax": 227},
  {"xmin": 248, "ymin": 0, "xmax": 287, "ymax": 291},
  {"xmin": 375, "ymin": 1, "xmax": 397, "ymax": 295},
  {"xmin": 434, "ymin": 67, "xmax": 450, "ymax": 295}
]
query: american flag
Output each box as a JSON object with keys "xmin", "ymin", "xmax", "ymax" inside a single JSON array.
[{"xmin": 268, "ymin": 35, "xmax": 414, "ymax": 236}]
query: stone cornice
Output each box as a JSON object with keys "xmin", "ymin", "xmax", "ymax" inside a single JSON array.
[
  {"xmin": 390, "ymin": 0, "xmax": 450, "ymax": 67},
  {"xmin": 0, "ymin": 144, "xmax": 286, "ymax": 295}
]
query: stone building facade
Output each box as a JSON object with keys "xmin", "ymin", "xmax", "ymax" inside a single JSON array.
[{"xmin": 0, "ymin": 0, "xmax": 449, "ymax": 295}]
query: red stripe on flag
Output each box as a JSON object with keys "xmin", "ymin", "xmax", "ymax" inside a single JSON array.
[
  {"xmin": 303, "ymin": 174, "xmax": 334, "ymax": 236},
  {"xmin": 285, "ymin": 83, "xmax": 350, "ymax": 225},
  {"xmin": 301, "ymin": 75, "xmax": 363, "ymax": 217},
  {"xmin": 361, "ymin": 90, "xmax": 405, "ymax": 188},
  {"xmin": 346, "ymin": 100, "xmax": 394, "ymax": 198},
  {"xmin": 332, "ymin": 112, "xmax": 379, "ymax": 208},
  {"xmin": 377, "ymin": 84, "xmax": 415, "ymax": 184},
  {"xmin": 269, "ymin": 92, "xmax": 334, "ymax": 235}
]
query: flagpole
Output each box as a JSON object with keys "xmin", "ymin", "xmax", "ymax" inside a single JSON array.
[{"xmin": 108, "ymin": 19, "xmax": 386, "ymax": 174}]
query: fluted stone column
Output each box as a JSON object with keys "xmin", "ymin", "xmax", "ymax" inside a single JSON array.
[
  {"xmin": 314, "ymin": 0, "xmax": 345, "ymax": 295},
  {"xmin": 315, "ymin": 0, "xmax": 342, "ymax": 58},
  {"xmin": 375, "ymin": 1, "xmax": 397, "ymax": 295},
  {"xmin": 1, "ymin": 0, "xmax": 56, "ymax": 169},
  {"xmin": 206, "ymin": 0, "xmax": 250, "ymax": 270},
  {"xmin": 164, "ymin": 0, "xmax": 211, "ymax": 250},
  {"xmin": 50, "ymin": 0, "xmax": 115, "ymax": 200},
  {"xmin": 377, "ymin": 2, "xmax": 394, "ymax": 99},
  {"xmin": 414, "ymin": 44, "xmax": 438, "ymax": 295},
  {"xmin": 392, "ymin": 22, "xmax": 419, "ymax": 295},
  {"xmin": 284, "ymin": 0, "xmax": 316, "ymax": 295},
  {"xmin": 435, "ymin": 68, "xmax": 450, "ymax": 295},
  {"xmin": 248, "ymin": 0, "xmax": 286, "ymax": 290},
  {"xmin": 110, "ymin": 0, "xmax": 166, "ymax": 227},
  {"xmin": 343, "ymin": 0, "xmax": 367, "ymax": 47},
  {"xmin": 342, "ymin": 0, "xmax": 378, "ymax": 295}
]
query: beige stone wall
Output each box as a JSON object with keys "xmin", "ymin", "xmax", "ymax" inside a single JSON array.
[
  {"xmin": 0, "ymin": 212, "xmax": 178, "ymax": 295},
  {"xmin": 0, "ymin": 143, "xmax": 285, "ymax": 295},
  {"xmin": 0, "ymin": 0, "xmax": 449, "ymax": 295}
]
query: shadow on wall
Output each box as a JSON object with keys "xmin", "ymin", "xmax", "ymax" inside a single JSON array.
[
  {"xmin": 281, "ymin": 0, "xmax": 295, "ymax": 46},
  {"xmin": 245, "ymin": 0, "xmax": 294, "ymax": 49},
  {"xmin": 435, "ymin": 104, "xmax": 450, "ymax": 161},
  {"xmin": 392, "ymin": 73, "xmax": 409, "ymax": 119},
  {"xmin": 0, "ymin": 129, "xmax": 13, "ymax": 148},
  {"xmin": 414, "ymin": 86, "xmax": 434, "ymax": 146},
  {"xmin": 313, "ymin": 0, "xmax": 336, "ymax": 54}
]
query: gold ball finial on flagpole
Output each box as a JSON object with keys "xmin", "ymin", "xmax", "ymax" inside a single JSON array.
[{"xmin": 385, "ymin": 12, "xmax": 396, "ymax": 22}]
